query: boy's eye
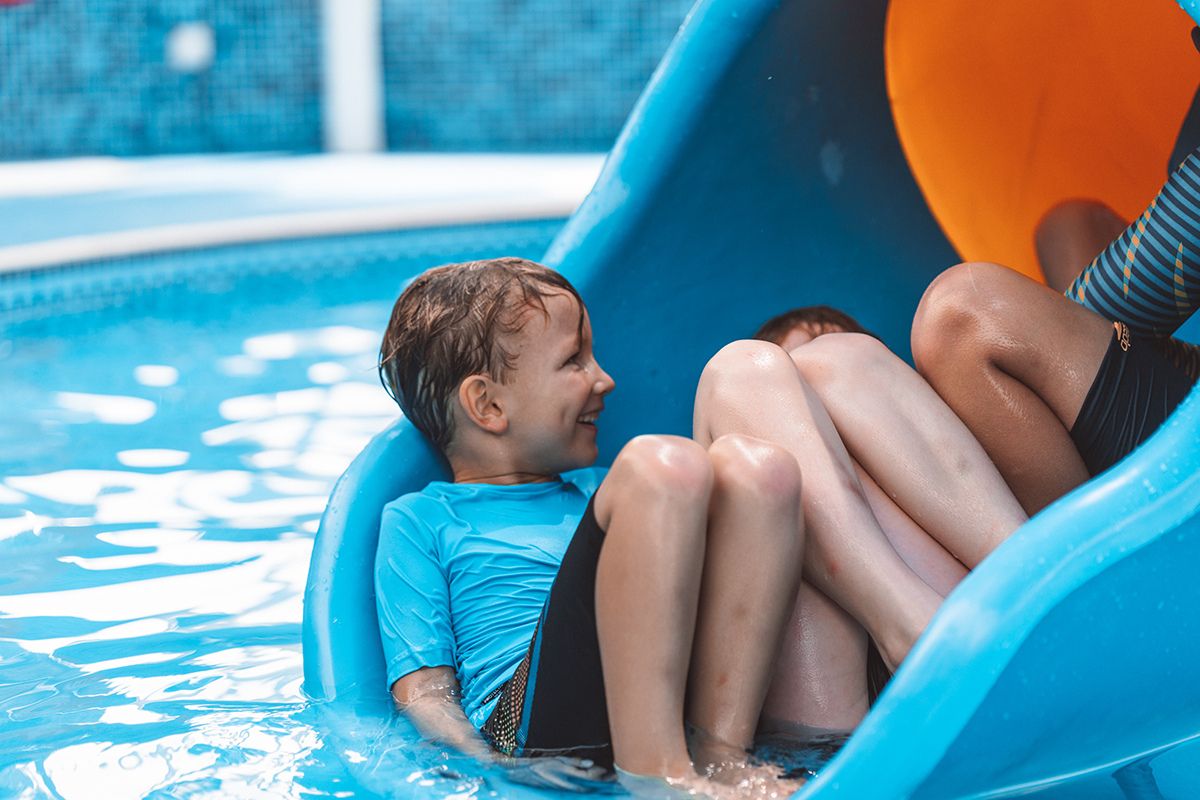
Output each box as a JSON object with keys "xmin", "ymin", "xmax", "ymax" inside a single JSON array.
[{"xmin": 564, "ymin": 352, "xmax": 582, "ymax": 367}]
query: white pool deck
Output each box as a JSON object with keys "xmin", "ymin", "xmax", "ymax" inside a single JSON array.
[{"xmin": 0, "ymin": 153, "xmax": 606, "ymax": 273}]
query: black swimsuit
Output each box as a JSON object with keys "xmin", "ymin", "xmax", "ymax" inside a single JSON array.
[{"xmin": 1070, "ymin": 323, "xmax": 1197, "ymax": 476}]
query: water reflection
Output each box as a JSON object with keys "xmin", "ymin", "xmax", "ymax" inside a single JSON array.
[
  {"xmin": 39, "ymin": 714, "xmax": 324, "ymax": 800},
  {"xmin": 54, "ymin": 392, "xmax": 158, "ymax": 425},
  {"xmin": 7, "ymin": 470, "xmax": 330, "ymax": 528},
  {"xmin": 0, "ymin": 309, "xmax": 398, "ymax": 798},
  {"xmin": 243, "ymin": 326, "xmax": 378, "ymax": 361},
  {"xmin": 308, "ymin": 362, "xmax": 351, "ymax": 385},
  {"xmin": 116, "ymin": 449, "xmax": 191, "ymax": 468},
  {"xmin": 133, "ymin": 365, "xmax": 180, "ymax": 388},
  {"xmin": 0, "ymin": 510, "xmax": 49, "ymax": 542},
  {"xmin": 218, "ymin": 355, "xmax": 267, "ymax": 378}
]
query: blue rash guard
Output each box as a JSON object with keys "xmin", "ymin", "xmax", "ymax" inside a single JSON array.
[{"xmin": 374, "ymin": 467, "xmax": 606, "ymax": 728}]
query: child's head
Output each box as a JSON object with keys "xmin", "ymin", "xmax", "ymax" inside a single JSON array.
[
  {"xmin": 753, "ymin": 305, "xmax": 873, "ymax": 351},
  {"xmin": 380, "ymin": 257, "xmax": 614, "ymax": 478}
]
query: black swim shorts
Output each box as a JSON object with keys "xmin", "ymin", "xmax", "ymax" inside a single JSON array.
[
  {"xmin": 480, "ymin": 496, "xmax": 613, "ymax": 766},
  {"xmin": 1069, "ymin": 322, "xmax": 1198, "ymax": 476}
]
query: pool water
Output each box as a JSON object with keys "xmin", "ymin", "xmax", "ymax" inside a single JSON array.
[{"xmin": 0, "ymin": 221, "xmax": 573, "ymax": 799}]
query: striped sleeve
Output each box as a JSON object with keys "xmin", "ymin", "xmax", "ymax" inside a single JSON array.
[{"xmin": 1067, "ymin": 148, "xmax": 1200, "ymax": 337}]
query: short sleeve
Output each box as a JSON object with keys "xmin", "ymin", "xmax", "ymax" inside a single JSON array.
[{"xmin": 375, "ymin": 501, "xmax": 455, "ymax": 688}]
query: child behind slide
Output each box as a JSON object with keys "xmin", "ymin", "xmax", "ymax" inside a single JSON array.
[
  {"xmin": 374, "ymin": 257, "xmax": 808, "ymax": 796},
  {"xmin": 752, "ymin": 306, "xmax": 874, "ymax": 351}
]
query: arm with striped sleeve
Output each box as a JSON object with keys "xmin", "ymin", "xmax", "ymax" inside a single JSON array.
[{"xmin": 1067, "ymin": 148, "xmax": 1200, "ymax": 378}]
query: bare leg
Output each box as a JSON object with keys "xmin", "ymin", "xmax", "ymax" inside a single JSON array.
[
  {"xmin": 760, "ymin": 581, "xmax": 869, "ymax": 733},
  {"xmin": 686, "ymin": 434, "xmax": 804, "ymax": 770},
  {"xmin": 1035, "ymin": 199, "xmax": 1127, "ymax": 292},
  {"xmin": 758, "ymin": 466, "xmax": 969, "ymax": 733},
  {"xmin": 747, "ymin": 330, "xmax": 1002, "ymax": 732},
  {"xmin": 593, "ymin": 435, "xmax": 712, "ymax": 778},
  {"xmin": 911, "ymin": 261, "xmax": 1114, "ymax": 514},
  {"xmin": 694, "ymin": 340, "xmax": 941, "ymax": 671},
  {"xmin": 856, "ymin": 465, "xmax": 967, "ymax": 596},
  {"xmin": 593, "ymin": 433, "xmax": 805, "ymax": 793},
  {"xmin": 791, "ymin": 333, "xmax": 1027, "ymax": 569}
]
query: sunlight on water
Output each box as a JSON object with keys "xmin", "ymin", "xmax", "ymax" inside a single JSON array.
[
  {"xmin": 54, "ymin": 392, "xmax": 158, "ymax": 425},
  {"xmin": 134, "ymin": 365, "xmax": 180, "ymax": 388},
  {"xmin": 117, "ymin": 449, "xmax": 191, "ymax": 467}
]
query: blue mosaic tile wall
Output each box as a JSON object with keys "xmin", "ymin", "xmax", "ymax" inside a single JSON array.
[
  {"xmin": 382, "ymin": 0, "xmax": 694, "ymax": 151},
  {"xmin": 0, "ymin": 0, "xmax": 693, "ymax": 159},
  {"xmin": 0, "ymin": 1, "xmax": 322, "ymax": 159}
]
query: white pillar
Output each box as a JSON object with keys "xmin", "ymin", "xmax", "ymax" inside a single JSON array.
[{"xmin": 321, "ymin": 0, "xmax": 386, "ymax": 152}]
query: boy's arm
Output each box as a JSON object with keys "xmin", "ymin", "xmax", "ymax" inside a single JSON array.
[
  {"xmin": 394, "ymin": 667, "xmax": 614, "ymax": 793},
  {"xmin": 391, "ymin": 666, "xmax": 493, "ymax": 759},
  {"xmin": 378, "ymin": 504, "xmax": 484, "ymax": 751}
]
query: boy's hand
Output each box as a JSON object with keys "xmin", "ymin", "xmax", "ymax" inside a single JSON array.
[{"xmin": 396, "ymin": 667, "xmax": 616, "ymax": 792}]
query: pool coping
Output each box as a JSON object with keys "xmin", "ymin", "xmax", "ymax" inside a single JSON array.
[
  {"xmin": 0, "ymin": 196, "xmax": 582, "ymax": 274},
  {"xmin": 0, "ymin": 152, "xmax": 605, "ymax": 274}
]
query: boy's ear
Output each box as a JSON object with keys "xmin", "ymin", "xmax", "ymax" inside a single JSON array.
[{"xmin": 457, "ymin": 374, "xmax": 508, "ymax": 434}]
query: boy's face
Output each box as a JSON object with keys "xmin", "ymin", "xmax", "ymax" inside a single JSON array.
[
  {"xmin": 497, "ymin": 291, "xmax": 615, "ymax": 475},
  {"xmin": 777, "ymin": 321, "xmax": 849, "ymax": 352}
]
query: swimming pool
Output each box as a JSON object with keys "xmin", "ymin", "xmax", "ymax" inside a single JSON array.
[
  {"xmin": 0, "ymin": 219, "xmax": 578, "ymax": 798},
  {"xmin": 7, "ymin": 217, "xmax": 1200, "ymax": 799}
]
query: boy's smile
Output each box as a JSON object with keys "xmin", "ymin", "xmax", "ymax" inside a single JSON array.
[{"xmin": 498, "ymin": 291, "xmax": 615, "ymax": 477}]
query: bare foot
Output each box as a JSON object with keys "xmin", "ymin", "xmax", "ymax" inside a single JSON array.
[
  {"xmin": 619, "ymin": 769, "xmax": 801, "ymax": 800},
  {"xmin": 701, "ymin": 763, "xmax": 805, "ymax": 799},
  {"xmin": 687, "ymin": 729, "xmax": 805, "ymax": 799}
]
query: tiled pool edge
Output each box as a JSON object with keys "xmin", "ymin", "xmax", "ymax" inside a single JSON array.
[{"xmin": 0, "ymin": 219, "xmax": 567, "ymax": 332}]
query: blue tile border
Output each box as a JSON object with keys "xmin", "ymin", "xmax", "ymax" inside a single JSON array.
[{"xmin": 0, "ymin": 219, "xmax": 565, "ymax": 335}]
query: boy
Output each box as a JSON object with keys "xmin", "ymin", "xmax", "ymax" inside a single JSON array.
[{"xmin": 375, "ymin": 257, "xmax": 807, "ymax": 793}]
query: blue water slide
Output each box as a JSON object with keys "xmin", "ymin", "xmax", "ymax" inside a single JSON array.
[{"xmin": 302, "ymin": 0, "xmax": 1200, "ymax": 796}]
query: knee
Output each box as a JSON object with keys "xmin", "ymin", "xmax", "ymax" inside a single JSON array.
[
  {"xmin": 606, "ymin": 434, "xmax": 713, "ymax": 508},
  {"xmin": 707, "ymin": 433, "xmax": 803, "ymax": 508},
  {"xmin": 708, "ymin": 434, "xmax": 803, "ymax": 556},
  {"xmin": 697, "ymin": 339, "xmax": 797, "ymax": 403},
  {"xmin": 910, "ymin": 261, "xmax": 1013, "ymax": 374},
  {"xmin": 788, "ymin": 331, "xmax": 892, "ymax": 389}
]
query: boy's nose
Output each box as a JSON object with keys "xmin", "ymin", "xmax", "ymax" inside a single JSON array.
[{"xmin": 592, "ymin": 363, "xmax": 616, "ymax": 394}]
